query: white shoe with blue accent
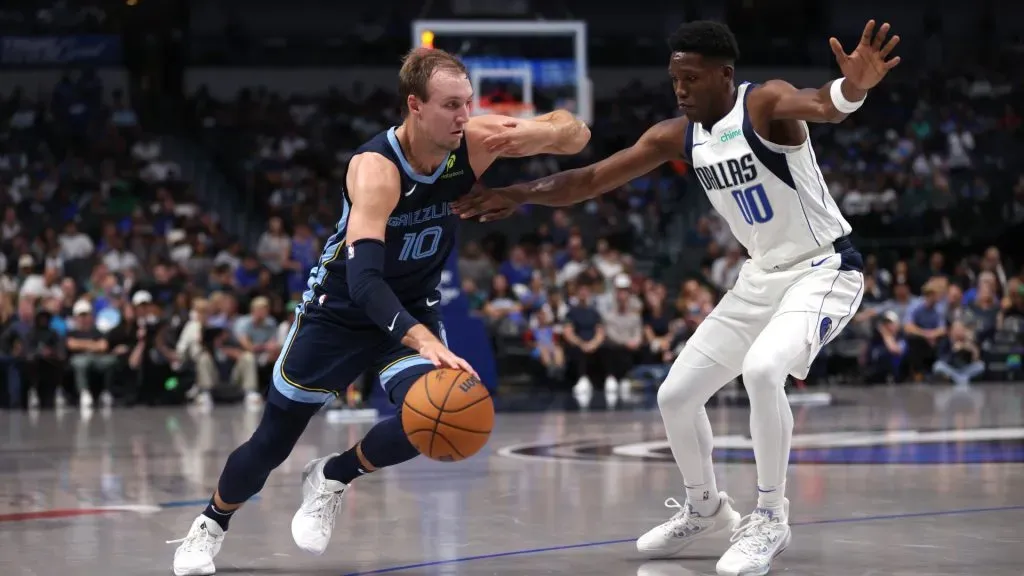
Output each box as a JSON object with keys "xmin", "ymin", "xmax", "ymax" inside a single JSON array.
[{"xmin": 715, "ymin": 499, "xmax": 791, "ymax": 576}]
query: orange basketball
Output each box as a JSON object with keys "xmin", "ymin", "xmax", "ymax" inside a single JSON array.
[{"xmin": 401, "ymin": 369, "xmax": 494, "ymax": 462}]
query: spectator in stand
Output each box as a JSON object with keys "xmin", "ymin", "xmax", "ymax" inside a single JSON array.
[
  {"xmin": 710, "ymin": 244, "xmax": 743, "ymax": 292},
  {"xmin": 499, "ymin": 244, "xmax": 533, "ymax": 288},
  {"xmin": 902, "ymin": 278, "xmax": 948, "ymax": 377},
  {"xmin": 233, "ymin": 296, "xmax": 280, "ymax": 403},
  {"xmin": 867, "ymin": 310, "xmax": 907, "ymax": 383},
  {"xmin": 601, "ymin": 279, "xmax": 643, "ymax": 396},
  {"xmin": 529, "ymin": 306, "xmax": 565, "ymax": 384},
  {"xmin": 563, "ymin": 281, "xmax": 606, "ymax": 395},
  {"xmin": 481, "ymin": 274, "xmax": 524, "ymax": 337},
  {"xmin": 643, "ymin": 282, "xmax": 678, "ymax": 364},
  {"xmin": 933, "ymin": 320, "xmax": 985, "ymax": 387},
  {"xmin": 67, "ymin": 299, "xmax": 118, "ymax": 409},
  {"xmin": 457, "ymin": 240, "xmax": 495, "ymax": 290},
  {"xmin": 965, "ymin": 281, "xmax": 1001, "ymax": 342}
]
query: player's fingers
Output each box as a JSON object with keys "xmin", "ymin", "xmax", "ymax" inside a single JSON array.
[
  {"xmin": 872, "ymin": 22, "xmax": 890, "ymax": 50},
  {"xmin": 860, "ymin": 19, "xmax": 875, "ymax": 46},
  {"xmin": 500, "ymin": 120, "xmax": 519, "ymax": 128},
  {"xmin": 829, "ymin": 38, "xmax": 847, "ymax": 61},
  {"xmin": 879, "ymin": 34, "xmax": 900, "ymax": 58},
  {"xmin": 452, "ymin": 355, "xmax": 478, "ymax": 378},
  {"xmin": 884, "ymin": 55, "xmax": 902, "ymax": 70}
]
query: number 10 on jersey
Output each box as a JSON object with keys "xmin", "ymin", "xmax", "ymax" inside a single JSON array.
[
  {"xmin": 731, "ymin": 183, "xmax": 774, "ymax": 224},
  {"xmin": 398, "ymin": 225, "xmax": 443, "ymax": 261}
]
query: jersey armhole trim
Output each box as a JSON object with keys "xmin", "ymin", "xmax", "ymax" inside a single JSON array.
[
  {"xmin": 741, "ymin": 83, "xmax": 797, "ymax": 190},
  {"xmin": 683, "ymin": 120, "xmax": 695, "ymax": 162}
]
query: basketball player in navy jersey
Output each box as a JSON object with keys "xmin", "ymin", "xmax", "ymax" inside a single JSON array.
[
  {"xmin": 455, "ymin": 20, "xmax": 899, "ymax": 576},
  {"xmin": 170, "ymin": 47, "xmax": 589, "ymax": 576}
]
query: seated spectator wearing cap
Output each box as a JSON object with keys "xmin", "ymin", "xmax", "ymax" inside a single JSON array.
[
  {"xmin": 128, "ymin": 290, "xmax": 180, "ymax": 405},
  {"xmin": 932, "ymin": 320, "xmax": 986, "ymax": 387},
  {"xmin": 866, "ymin": 310, "xmax": 908, "ymax": 384},
  {"xmin": 601, "ymin": 276, "xmax": 644, "ymax": 395},
  {"xmin": 902, "ymin": 278, "xmax": 948, "ymax": 378},
  {"xmin": 67, "ymin": 299, "xmax": 119, "ymax": 409}
]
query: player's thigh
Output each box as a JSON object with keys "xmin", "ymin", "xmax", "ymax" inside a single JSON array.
[
  {"xmin": 270, "ymin": 307, "xmax": 380, "ymax": 409},
  {"xmin": 688, "ymin": 282, "xmax": 776, "ymax": 373},
  {"xmin": 373, "ymin": 316, "xmax": 449, "ymax": 405},
  {"xmin": 755, "ymin": 269, "xmax": 864, "ymax": 379}
]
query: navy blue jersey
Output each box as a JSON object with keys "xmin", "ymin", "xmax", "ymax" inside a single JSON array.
[{"xmin": 301, "ymin": 127, "xmax": 477, "ymax": 324}]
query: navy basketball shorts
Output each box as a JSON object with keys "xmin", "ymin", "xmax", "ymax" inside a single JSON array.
[{"xmin": 269, "ymin": 302, "xmax": 447, "ymax": 410}]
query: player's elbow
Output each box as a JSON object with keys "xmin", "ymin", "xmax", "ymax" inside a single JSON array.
[{"xmin": 564, "ymin": 122, "xmax": 591, "ymax": 153}]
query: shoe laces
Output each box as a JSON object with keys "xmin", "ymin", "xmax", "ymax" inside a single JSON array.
[
  {"xmin": 304, "ymin": 483, "xmax": 345, "ymax": 535},
  {"xmin": 729, "ymin": 509, "xmax": 783, "ymax": 556},
  {"xmin": 660, "ymin": 498, "xmax": 702, "ymax": 537},
  {"xmin": 167, "ymin": 522, "xmax": 218, "ymax": 554}
]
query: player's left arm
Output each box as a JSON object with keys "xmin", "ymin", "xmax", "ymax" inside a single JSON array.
[
  {"xmin": 755, "ymin": 20, "xmax": 900, "ymax": 124},
  {"xmin": 465, "ymin": 110, "xmax": 590, "ymax": 173}
]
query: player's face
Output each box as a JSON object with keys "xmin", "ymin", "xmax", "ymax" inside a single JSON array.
[
  {"xmin": 417, "ymin": 70, "xmax": 473, "ymax": 151},
  {"xmin": 668, "ymin": 52, "xmax": 733, "ymax": 124}
]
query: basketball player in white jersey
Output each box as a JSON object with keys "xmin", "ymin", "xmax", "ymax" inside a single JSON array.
[{"xmin": 454, "ymin": 19, "xmax": 900, "ymax": 576}]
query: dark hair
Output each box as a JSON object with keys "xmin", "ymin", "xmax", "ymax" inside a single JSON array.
[
  {"xmin": 667, "ymin": 21, "xmax": 740, "ymax": 62},
  {"xmin": 398, "ymin": 47, "xmax": 469, "ymax": 116}
]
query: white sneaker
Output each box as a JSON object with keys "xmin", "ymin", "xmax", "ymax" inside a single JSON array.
[
  {"xmin": 244, "ymin": 391, "xmax": 263, "ymax": 411},
  {"xmin": 100, "ymin": 390, "xmax": 114, "ymax": 407},
  {"xmin": 168, "ymin": 514, "xmax": 225, "ymax": 576},
  {"xmin": 194, "ymin": 391, "xmax": 213, "ymax": 411},
  {"xmin": 291, "ymin": 454, "xmax": 347, "ymax": 555},
  {"xmin": 716, "ymin": 499, "xmax": 791, "ymax": 576},
  {"xmin": 637, "ymin": 491, "xmax": 741, "ymax": 558},
  {"xmin": 80, "ymin": 390, "xmax": 94, "ymax": 409}
]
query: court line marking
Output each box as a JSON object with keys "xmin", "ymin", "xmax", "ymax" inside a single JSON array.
[
  {"xmin": 341, "ymin": 504, "xmax": 1024, "ymax": 575},
  {"xmin": 0, "ymin": 497, "xmax": 259, "ymax": 523}
]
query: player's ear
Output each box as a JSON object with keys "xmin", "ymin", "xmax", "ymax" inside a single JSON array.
[
  {"xmin": 407, "ymin": 95, "xmax": 421, "ymax": 116},
  {"xmin": 721, "ymin": 63, "xmax": 735, "ymax": 84}
]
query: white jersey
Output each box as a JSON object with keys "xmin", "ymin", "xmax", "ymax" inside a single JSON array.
[{"xmin": 686, "ymin": 82, "xmax": 852, "ymax": 270}]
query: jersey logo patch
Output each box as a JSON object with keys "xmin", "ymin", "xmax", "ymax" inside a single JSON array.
[
  {"xmin": 819, "ymin": 317, "xmax": 833, "ymax": 344},
  {"xmin": 441, "ymin": 153, "xmax": 464, "ymax": 179},
  {"xmin": 404, "ymin": 184, "xmax": 417, "ymax": 197},
  {"xmin": 720, "ymin": 128, "xmax": 742, "ymax": 142},
  {"xmin": 347, "ymin": 245, "xmax": 355, "ymax": 260}
]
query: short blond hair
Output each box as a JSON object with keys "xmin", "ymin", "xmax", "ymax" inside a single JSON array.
[{"xmin": 398, "ymin": 47, "xmax": 468, "ymax": 117}]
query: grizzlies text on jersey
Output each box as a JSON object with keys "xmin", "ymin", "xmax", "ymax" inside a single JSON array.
[{"xmin": 303, "ymin": 127, "xmax": 477, "ymax": 325}]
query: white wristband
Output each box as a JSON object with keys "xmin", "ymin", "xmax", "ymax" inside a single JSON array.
[{"xmin": 830, "ymin": 78, "xmax": 865, "ymax": 114}]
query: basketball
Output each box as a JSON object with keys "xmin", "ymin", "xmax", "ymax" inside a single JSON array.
[{"xmin": 401, "ymin": 369, "xmax": 494, "ymax": 462}]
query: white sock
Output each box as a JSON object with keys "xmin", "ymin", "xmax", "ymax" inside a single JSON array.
[
  {"xmin": 685, "ymin": 483, "xmax": 721, "ymax": 516},
  {"xmin": 756, "ymin": 482, "xmax": 786, "ymax": 511}
]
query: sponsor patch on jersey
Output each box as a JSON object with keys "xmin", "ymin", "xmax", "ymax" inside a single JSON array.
[
  {"xmin": 819, "ymin": 316, "xmax": 833, "ymax": 344},
  {"xmin": 720, "ymin": 128, "xmax": 742, "ymax": 142}
]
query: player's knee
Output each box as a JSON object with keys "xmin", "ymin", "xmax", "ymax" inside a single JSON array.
[
  {"xmin": 657, "ymin": 366, "xmax": 703, "ymax": 414},
  {"xmin": 741, "ymin": 347, "xmax": 786, "ymax": 388},
  {"xmin": 248, "ymin": 402, "xmax": 311, "ymax": 468}
]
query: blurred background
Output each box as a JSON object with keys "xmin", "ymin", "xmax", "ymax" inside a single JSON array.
[{"xmin": 0, "ymin": 0, "xmax": 1022, "ymax": 416}]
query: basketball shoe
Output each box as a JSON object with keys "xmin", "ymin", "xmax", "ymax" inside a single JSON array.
[
  {"xmin": 169, "ymin": 514, "xmax": 224, "ymax": 576},
  {"xmin": 636, "ymin": 491, "xmax": 741, "ymax": 557},
  {"xmin": 715, "ymin": 498, "xmax": 791, "ymax": 576},
  {"xmin": 291, "ymin": 453, "xmax": 347, "ymax": 555}
]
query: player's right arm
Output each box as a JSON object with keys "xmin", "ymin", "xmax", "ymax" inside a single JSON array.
[
  {"xmin": 453, "ymin": 116, "xmax": 688, "ymax": 221},
  {"xmin": 345, "ymin": 153, "xmax": 476, "ymax": 375}
]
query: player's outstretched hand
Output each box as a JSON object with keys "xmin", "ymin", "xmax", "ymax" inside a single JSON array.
[
  {"xmin": 452, "ymin": 183, "xmax": 523, "ymax": 222},
  {"xmin": 830, "ymin": 19, "xmax": 901, "ymax": 90},
  {"xmin": 419, "ymin": 340, "xmax": 479, "ymax": 378}
]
